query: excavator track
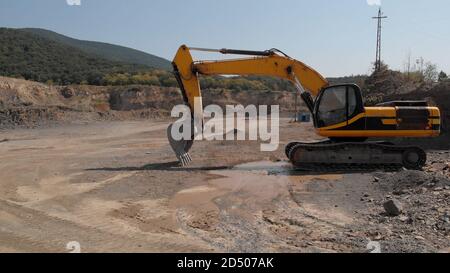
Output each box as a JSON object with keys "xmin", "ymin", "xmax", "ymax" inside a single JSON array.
[{"xmin": 286, "ymin": 141, "xmax": 426, "ymax": 171}]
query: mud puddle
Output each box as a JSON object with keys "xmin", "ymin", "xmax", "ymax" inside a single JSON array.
[
  {"xmin": 169, "ymin": 160, "xmax": 346, "ymax": 251},
  {"xmin": 171, "ymin": 161, "xmax": 299, "ymax": 210},
  {"xmin": 172, "ymin": 160, "xmax": 343, "ymax": 212}
]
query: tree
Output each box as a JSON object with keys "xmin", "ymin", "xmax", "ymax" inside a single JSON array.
[
  {"xmin": 423, "ymin": 62, "xmax": 438, "ymax": 83},
  {"xmin": 372, "ymin": 60, "xmax": 389, "ymax": 74},
  {"xmin": 438, "ymin": 71, "xmax": 448, "ymax": 82}
]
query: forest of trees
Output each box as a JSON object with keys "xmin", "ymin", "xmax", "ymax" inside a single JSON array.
[
  {"xmin": 0, "ymin": 28, "xmax": 158, "ymax": 85},
  {"xmin": 102, "ymin": 71, "xmax": 296, "ymax": 91},
  {"xmin": 21, "ymin": 28, "xmax": 172, "ymax": 70}
]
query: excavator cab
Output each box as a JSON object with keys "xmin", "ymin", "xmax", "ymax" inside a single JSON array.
[{"xmin": 313, "ymin": 84, "xmax": 364, "ymax": 129}]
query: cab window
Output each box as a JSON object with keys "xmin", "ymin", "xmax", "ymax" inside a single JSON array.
[
  {"xmin": 317, "ymin": 86, "xmax": 347, "ymax": 127},
  {"xmin": 316, "ymin": 85, "xmax": 359, "ymax": 127}
]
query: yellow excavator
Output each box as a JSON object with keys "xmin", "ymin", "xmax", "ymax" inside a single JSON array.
[{"xmin": 168, "ymin": 45, "xmax": 441, "ymax": 170}]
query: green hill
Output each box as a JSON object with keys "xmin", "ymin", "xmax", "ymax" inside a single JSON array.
[
  {"xmin": 0, "ymin": 28, "xmax": 157, "ymax": 85},
  {"xmin": 22, "ymin": 28, "xmax": 171, "ymax": 70},
  {"xmin": 0, "ymin": 27, "xmax": 374, "ymax": 91}
]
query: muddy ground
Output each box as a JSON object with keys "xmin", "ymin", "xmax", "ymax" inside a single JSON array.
[{"xmin": 0, "ymin": 118, "xmax": 449, "ymax": 253}]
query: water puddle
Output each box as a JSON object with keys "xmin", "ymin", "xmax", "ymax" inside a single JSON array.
[
  {"xmin": 232, "ymin": 160, "xmax": 291, "ymax": 173},
  {"xmin": 229, "ymin": 161, "xmax": 342, "ymax": 181},
  {"xmin": 170, "ymin": 160, "xmax": 343, "ymax": 213}
]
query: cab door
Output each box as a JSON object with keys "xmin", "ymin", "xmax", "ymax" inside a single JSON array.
[{"xmin": 314, "ymin": 84, "xmax": 364, "ymax": 129}]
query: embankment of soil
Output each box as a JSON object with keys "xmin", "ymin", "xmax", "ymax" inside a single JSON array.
[{"xmin": 0, "ymin": 76, "xmax": 299, "ymax": 128}]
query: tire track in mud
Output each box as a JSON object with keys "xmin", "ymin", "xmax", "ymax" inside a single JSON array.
[
  {"xmin": 6, "ymin": 171, "xmax": 213, "ymax": 252},
  {"xmin": 0, "ymin": 229, "xmax": 56, "ymax": 253},
  {"xmin": 0, "ymin": 199, "xmax": 210, "ymax": 252}
]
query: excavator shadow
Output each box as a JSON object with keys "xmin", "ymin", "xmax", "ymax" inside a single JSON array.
[
  {"xmin": 87, "ymin": 158, "xmax": 406, "ymax": 174},
  {"xmin": 87, "ymin": 161, "xmax": 231, "ymax": 172},
  {"xmin": 276, "ymin": 169, "xmax": 396, "ymax": 176}
]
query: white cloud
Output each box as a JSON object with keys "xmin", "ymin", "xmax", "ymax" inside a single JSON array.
[
  {"xmin": 66, "ymin": 0, "xmax": 81, "ymax": 6},
  {"xmin": 367, "ymin": 0, "xmax": 381, "ymax": 6}
]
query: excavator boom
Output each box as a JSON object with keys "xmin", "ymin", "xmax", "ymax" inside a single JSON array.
[
  {"xmin": 173, "ymin": 45, "xmax": 328, "ymax": 114},
  {"xmin": 169, "ymin": 45, "xmax": 328, "ymax": 165}
]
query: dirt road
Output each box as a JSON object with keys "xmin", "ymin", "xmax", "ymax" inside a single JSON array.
[{"xmin": 0, "ymin": 119, "xmax": 449, "ymax": 253}]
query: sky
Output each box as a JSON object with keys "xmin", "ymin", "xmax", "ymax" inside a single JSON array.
[{"xmin": 0, "ymin": 0, "xmax": 449, "ymax": 77}]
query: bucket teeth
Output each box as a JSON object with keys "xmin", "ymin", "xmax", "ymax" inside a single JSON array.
[
  {"xmin": 178, "ymin": 152, "xmax": 192, "ymax": 166},
  {"xmin": 167, "ymin": 121, "xmax": 195, "ymax": 167}
]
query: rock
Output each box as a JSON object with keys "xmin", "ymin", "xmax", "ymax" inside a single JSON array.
[
  {"xmin": 373, "ymin": 177, "xmax": 380, "ymax": 183},
  {"xmin": 367, "ymin": 229, "xmax": 387, "ymax": 240},
  {"xmin": 442, "ymin": 213, "xmax": 450, "ymax": 224},
  {"xmin": 419, "ymin": 187, "xmax": 428, "ymax": 194},
  {"xmin": 399, "ymin": 216, "xmax": 414, "ymax": 225},
  {"xmin": 399, "ymin": 215, "xmax": 409, "ymax": 222},
  {"xmin": 436, "ymin": 207, "xmax": 446, "ymax": 213},
  {"xmin": 269, "ymin": 155, "xmax": 281, "ymax": 162},
  {"xmin": 393, "ymin": 189, "xmax": 409, "ymax": 195},
  {"xmin": 60, "ymin": 87, "xmax": 75, "ymax": 98},
  {"xmin": 438, "ymin": 247, "xmax": 450, "ymax": 253},
  {"xmin": 383, "ymin": 199, "xmax": 403, "ymax": 216}
]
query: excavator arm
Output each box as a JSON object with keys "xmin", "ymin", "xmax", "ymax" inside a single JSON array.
[
  {"xmin": 168, "ymin": 45, "xmax": 328, "ymax": 165},
  {"xmin": 173, "ymin": 45, "xmax": 328, "ymax": 117}
]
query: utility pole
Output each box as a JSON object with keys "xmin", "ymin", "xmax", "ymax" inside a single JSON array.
[
  {"xmin": 372, "ymin": 8, "xmax": 387, "ymax": 72},
  {"xmin": 406, "ymin": 51, "xmax": 411, "ymax": 79}
]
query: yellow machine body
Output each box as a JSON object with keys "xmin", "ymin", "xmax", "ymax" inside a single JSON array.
[{"xmin": 172, "ymin": 45, "xmax": 440, "ymax": 140}]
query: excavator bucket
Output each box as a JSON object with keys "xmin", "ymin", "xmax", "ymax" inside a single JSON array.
[{"xmin": 167, "ymin": 119, "xmax": 194, "ymax": 166}]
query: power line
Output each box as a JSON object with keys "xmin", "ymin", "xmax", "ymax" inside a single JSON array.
[{"xmin": 372, "ymin": 7, "xmax": 388, "ymax": 72}]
